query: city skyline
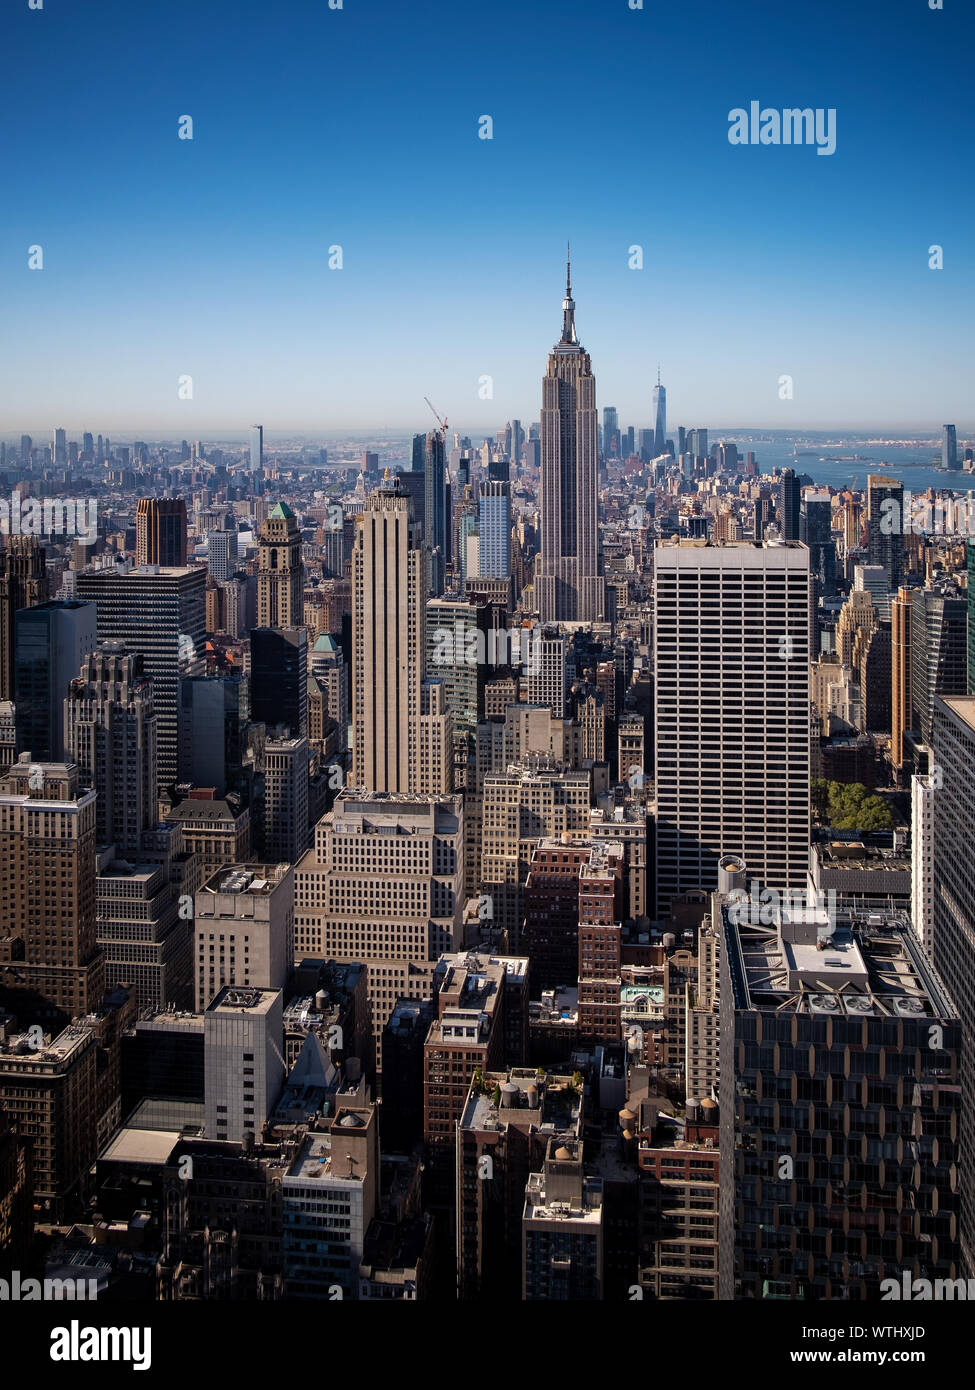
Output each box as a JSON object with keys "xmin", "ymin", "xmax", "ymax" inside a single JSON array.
[
  {"xmin": 2, "ymin": 0, "xmax": 975, "ymax": 1335},
  {"xmin": 3, "ymin": 0, "xmax": 973, "ymax": 432}
]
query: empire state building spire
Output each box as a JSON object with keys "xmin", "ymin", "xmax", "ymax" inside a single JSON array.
[
  {"xmin": 559, "ymin": 242, "xmax": 578, "ymax": 346},
  {"xmin": 537, "ymin": 253, "xmax": 604, "ymax": 624}
]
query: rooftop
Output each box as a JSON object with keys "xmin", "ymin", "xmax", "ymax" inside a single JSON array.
[
  {"xmin": 200, "ymin": 863, "xmax": 291, "ymax": 896},
  {"xmin": 524, "ymin": 1172, "xmax": 603, "ymax": 1224},
  {"xmin": 206, "ymin": 985, "xmax": 280, "ymax": 1016},
  {"xmin": 167, "ymin": 798, "xmax": 242, "ymax": 824},
  {"xmin": 815, "ymin": 841, "xmax": 910, "ymax": 873},
  {"xmin": 99, "ymin": 1126, "xmax": 181, "ymax": 1167},
  {"xmin": 285, "ymin": 1130, "xmax": 364, "ymax": 1184},
  {"xmin": 939, "ymin": 694, "xmax": 975, "ymax": 731},
  {"xmin": 0, "ymin": 1021, "xmax": 93, "ymax": 1064},
  {"xmin": 724, "ymin": 902, "xmax": 957, "ymax": 1020}
]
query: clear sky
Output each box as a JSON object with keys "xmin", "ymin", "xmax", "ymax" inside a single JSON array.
[{"xmin": 3, "ymin": 0, "xmax": 973, "ymax": 436}]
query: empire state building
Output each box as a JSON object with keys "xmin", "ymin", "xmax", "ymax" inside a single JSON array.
[{"xmin": 536, "ymin": 255, "xmax": 605, "ymax": 624}]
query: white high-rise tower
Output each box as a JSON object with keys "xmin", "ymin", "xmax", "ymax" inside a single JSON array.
[{"xmin": 653, "ymin": 539, "xmax": 811, "ymax": 915}]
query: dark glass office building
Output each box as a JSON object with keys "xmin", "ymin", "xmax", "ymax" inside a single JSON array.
[
  {"xmin": 719, "ymin": 896, "xmax": 960, "ymax": 1299},
  {"xmin": 249, "ymin": 627, "xmax": 307, "ymax": 739},
  {"xmin": 14, "ymin": 599, "xmax": 97, "ymax": 762}
]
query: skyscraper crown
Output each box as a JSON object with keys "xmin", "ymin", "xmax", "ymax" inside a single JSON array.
[{"xmin": 559, "ymin": 244, "xmax": 579, "ymax": 347}]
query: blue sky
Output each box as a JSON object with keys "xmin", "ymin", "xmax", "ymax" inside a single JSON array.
[{"xmin": 2, "ymin": 0, "xmax": 972, "ymax": 436}]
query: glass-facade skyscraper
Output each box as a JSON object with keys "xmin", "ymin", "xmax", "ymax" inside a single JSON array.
[
  {"xmin": 602, "ymin": 405, "xmax": 618, "ymax": 458},
  {"xmin": 14, "ymin": 599, "xmax": 97, "ymax": 763},
  {"xmin": 424, "ymin": 429, "xmax": 447, "ymax": 597},
  {"xmin": 866, "ymin": 473, "xmax": 905, "ymax": 590},
  {"xmin": 801, "ymin": 488, "xmax": 837, "ymax": 594},
  {"xmin": 250, "ymin": 424, "xmax": 264, "ymax": 473},
  {"xmin": 719, "ymin": 894, "xmax": 960, "ymax": 1300},
  {"xmin": 778, "ymin": 468, "xmax": 801, "ymax": 541},
  {"xmin": 932, "ymin": 694, "xmax": 975, "ymax": 1278},
  {"xmin": 652, "ymin": 370, "xmax": 666, "ymax": 455}
]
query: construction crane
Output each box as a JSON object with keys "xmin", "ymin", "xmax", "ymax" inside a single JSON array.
[{"xmin": 423, "ymin": 396, "xmax": 448, "ymax": 441}]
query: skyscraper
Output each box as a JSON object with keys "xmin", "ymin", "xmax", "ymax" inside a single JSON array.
[
  {"xmin": 179, "ymin": 671, "xmax": 249, "ymax": 794},
  {"xmin": 890, "ymin": 586, "xmax": 913, "ymax": 772},
  {"xmin": 653, "ymin": 540, "xmax": 811, "ymax": 916},
  {"xmin": 397, "ymin": 470, "xmax": 425, "ymax": 534},
  {"xmin": 250, "ymin": 627, "xmax": 307, "ymax": 739},
  {"xmin": 686, "ymin": 428, "xmax": 708, "ymax": 461},
  {"xmin": 0, "ymin": 756, "xmax": 103, "ymax": 1022},
  {"xmin": 263, "ymin": 736, "xmax": 310, "ymax": 865},
  {"xmin": 194, "ymin": 863, "xmax": 294, "ymax": 1013},
  {"xmin": 250, "ymin": 424, "xmax": 264, "ymax": 474},
  {"xmin": 943, "ymin": 423, "xmax": 959, "ymax": 471},
  {"xmin": 866, "ymin": 474, "xmax": 904, "ymax": 590},
  {"xmin": 65, "ymin": 643, "xmax": 156, "ymax": 852},
  {"xmin": 135, "ymin": 498, "xmax": 188, "ymax": 568},
  {"xmin": 352, "ymin": 475, "xmax": 451, "ymax": 795},
  {"xmin": 293, "ymin": 789, "xmax": 465, "ymax": 1066},
  {"xmin": 207, "ymin": 527, "xmax": 237, "ymax": 582},
  {"xmin": 931, "ymin": 694, "xmax": 975, "ymax": 1275},
  {"xmin": 75, "ymin": 565, "xmax": 206, "ymax": 796},
  {"xmin": 602, "ymin": 407, "xmax": 618, "ymax": 459},
  {"xmin": 257, "ymin": 501, "xmax": 303, "ymax": 628},
  {"xmin": 203, "ymin": 986, "xmax": 285, "ymax": 1145},
  {"xmin": 510, "ymin": 419, "xmax": 524, "ymax": 475},
  {"xmin": 424, "ymin": 430, "xmax": 447, "ymax": 597},
  {"xmin": 477, "ymin": 480, "xmax": 511, "ymax": 578},
  {"xmin": 800, "ymin": 488, "xmax": 836, "ymax": 593},
  {"xmin": 14, "ymin": 600, "xmax": 97, "ymax": 763},
  {"xmin": 968, "ymin": 541, "xmax": 975, "ymax": 693},
  {"xmin": 0, "ymin": 536, "xmax": 50, "ymax": 701},
  {"xmin": 753, "ymin": 490, "xmax": 775, "ymax": 540},
  {"xmin": 527, "ymin": 628, "xmax": 570, "ymax": 717},
  {"xmin": 536, "ymin": 255, "xmax": 604, "ymax": 625},
  {"xmin": 718, "ymin": 889, "xmax": 960, "ymax": 1299},
  {"xmin": 853, "ymin": 562, "xmax": 893, "ymax": 622},
  {"xmin": 652, "ymin": 367, "xmax": 666, "ymax": 456},
  {"xmin": 778, "ymin": 468, "xmax": 801, "ymax": 541},
  {"xmin": 910, "ymin": 586, "xmax": 968, "ymax": 745}
]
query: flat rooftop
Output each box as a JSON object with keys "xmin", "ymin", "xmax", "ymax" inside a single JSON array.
[
  {"xmin": 0, "ymin": 1023, "xmax": 92, "ymax": 1063},
  {"xmin": 939, "ymin": 694, "xmax": 975, "ymax": 731},
  {"xmin": 285, "ymin": 1131, "xmax": 364, "ymax": 1184},
  {"xmin": 816, "ymin": 842, "xmax": 910, "ymax": 872},
  {"xmin": 200, "ymin": 864, "xmax": 289, "ymax": 895},
  {"xmin": 100, "ymin": 1127, "xmax": 181, "ymax": 1167},
  {"xmin": 725, "ymin": 904, "xmax": 957, "ymax": 1019},
  {"xmin": 168, "ymin": 799, "xmax": 241, "ymax": 823},
  {"xmin": 524, "ymin": 1173, "xmax": 603, "ymax": 1223},
  {"xmin": 206, "ymin": 985, "xmax": 280, "ymax": 1016}
]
